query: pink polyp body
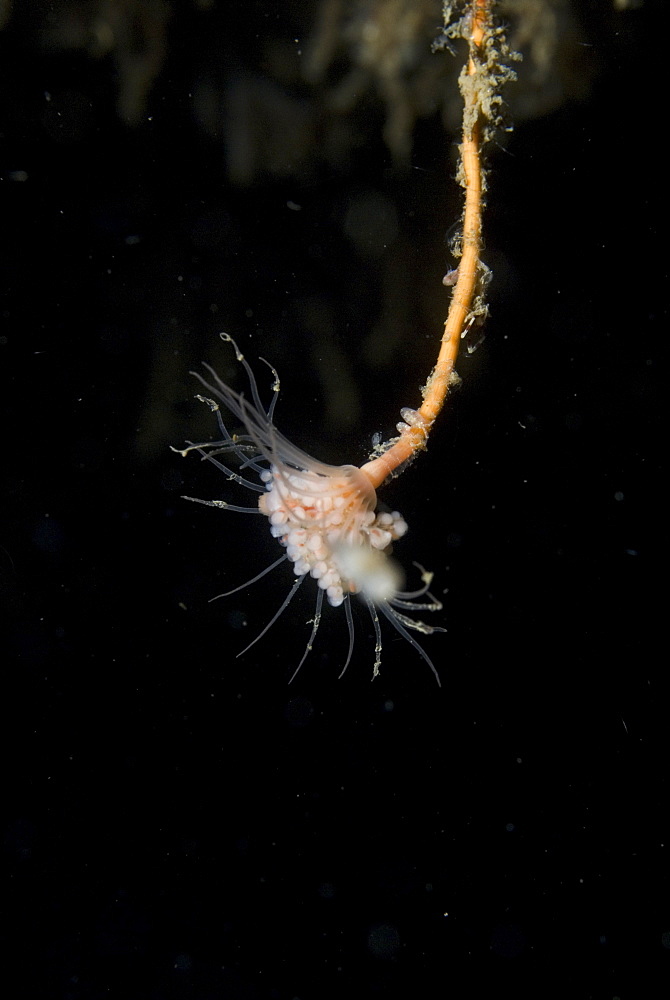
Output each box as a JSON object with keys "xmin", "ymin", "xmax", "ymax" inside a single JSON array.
[
  {"xmin": 259, "ymin": 462, "xmax": 407, "ymax": 607},
  {"xmin": 176, "ymin": 336, "xmax": 443, "ymax": 683}
]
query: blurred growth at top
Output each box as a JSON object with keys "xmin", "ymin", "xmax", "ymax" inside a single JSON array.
[{"xmin": 3, "ymin": 0, "xmax": 595, "ymax": 178}]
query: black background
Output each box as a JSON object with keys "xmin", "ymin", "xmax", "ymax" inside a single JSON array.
[{"xmin": 1, "ymin": 1, "xmax": 666, "ymax": 998}]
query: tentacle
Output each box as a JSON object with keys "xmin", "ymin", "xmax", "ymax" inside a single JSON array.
[
  {"xmin": 384, "ymin": 604, "xmax": 447, "ymax": 637},
  {"xmin": 339, "ymin": 594, "xmax": 356, "ymax": 679},
  {"xmin": 364, "ymin": 596, "xmax": 383, "ymax": 680},
  {"xmin": 181, "ymin": 495, "xmax": 262, "ymax": 514},
  {"xmin": 236, "ymin": 574, "xmax": 305, "ymax": 659},
  {"xmin": 393, "ymin": 561, "xmax": 438, "ymax": 600},
  {"xmin": 377, "ymin": 601, "xmax": 442, "ymax": 686},
  {"xmin": 172, "ymin": 439, "xmax": 265, "ymax": 493},
  {"xmin": 257, "ymin": 356, "xmax": 281, "ymax": 422},
  {"xmin": 288, "ymin": 586, "xmax": 325, "ymax": 684},
  {"xmin": 389, "ymin": 592, "xmax": 443, "ymax": 613},
  {"xmin": 218, "ymin": 332, "xmax": 268, "ymax": 416},
  {"xmin": 208, "ymin": 553, "xmax": 288, "ymax": 601}
]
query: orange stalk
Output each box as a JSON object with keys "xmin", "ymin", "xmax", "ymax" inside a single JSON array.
[{"xmin": 361, "ymin": 0, "xmax": 492, "ymax": 491}]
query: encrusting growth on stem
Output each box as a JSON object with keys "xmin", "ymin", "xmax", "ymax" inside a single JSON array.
[{"xmin": 361, "ymin": 0, "xmax": 509, "ymax": 491}]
